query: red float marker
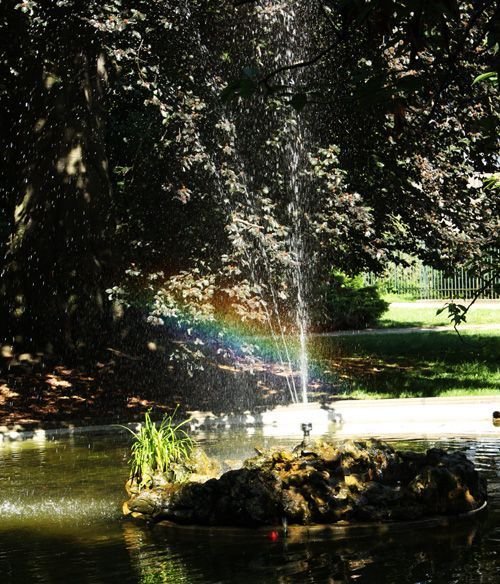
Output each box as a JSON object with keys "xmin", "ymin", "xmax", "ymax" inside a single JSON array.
[{"xmin": 268, "ymin": 530, "xmax": 279, "ymax": 542}]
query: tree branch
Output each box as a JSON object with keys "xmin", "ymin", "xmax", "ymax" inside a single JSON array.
[
  {"xmin": 260, "ymin": 38, "xmax": 341, "ymax": 88},
  {"xmin": 424, "ymin": 0, "xmax": 494, "ymax": 123},
  {"xmin": 257, "ymin": 1, "xmax": 375, "ymax": 90},
  {"xmin": 233, "ymin": 0, "xmax": 260, "ymax": 6}
]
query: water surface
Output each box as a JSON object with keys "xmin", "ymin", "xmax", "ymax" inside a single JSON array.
[{"xmin": 0, "ymin": 432, "xmax": 498, "ymax": 583}]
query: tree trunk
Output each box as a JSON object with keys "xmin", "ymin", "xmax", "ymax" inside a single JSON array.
[{"xmin": 3, "ymin": 26, "xmax": 114, "ymax": 354}]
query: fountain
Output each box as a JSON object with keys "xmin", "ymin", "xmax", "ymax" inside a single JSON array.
[
  {"xmin": 214, "ymin": 1, "xmax": 314, "ymax": 411},
  {"xmin": 123, "ymin": 437, "xmax": 488, "ymax": 528},
  {"xmin": 0, "ymin": 434, "xmax": 497, "ymax": 584},
  {"xmin": 0, "ymin": 2, "xmax": 498, "ymax": 584}
]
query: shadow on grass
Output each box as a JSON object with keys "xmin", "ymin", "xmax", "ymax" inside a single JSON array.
[
  {"xmin": 311, "ymin": 332, "xmax": 500, "ymax": 399},
  {"xmin": 0, "ymin": 322, "xmax": 342, "ymax": 430},
  {"xmin": 1, "ymin": 329, "xmax": 498, "ymax": 429},
  {"xmin": 377, "ymin": 319, "xmax": 447, "ymax": 329}
]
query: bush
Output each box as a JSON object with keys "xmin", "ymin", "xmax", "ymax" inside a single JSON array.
[{"xmin": 320, "ymin": 272, "xmax": 389, "ymax": 330}]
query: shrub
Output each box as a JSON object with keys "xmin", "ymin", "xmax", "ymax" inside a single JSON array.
[
  {"xmin": 124, "ymin": 409, "xmax": 194, "ymax": 488},
  {"xmin": 320, "ymin": 271, "xmax": 389, "ymax": 330}
]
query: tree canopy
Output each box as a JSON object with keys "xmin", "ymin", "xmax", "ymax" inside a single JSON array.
[{"xmin": 0, "ymin": 0, "xmax": 498, "ymax": 356}]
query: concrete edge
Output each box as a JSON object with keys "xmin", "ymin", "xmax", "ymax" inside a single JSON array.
[{"xmin": 1, "ymin": 396, "xmax": 499, "ymax": 444}]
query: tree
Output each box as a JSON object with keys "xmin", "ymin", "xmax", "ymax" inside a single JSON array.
[
  {"xmin": 1, "ymin": 2, "xmax": 115, "ymax": 352},
  {"xmin": 233, "ymin": 2, "xmax": 498, "ymax": 238},
  {"xmin": 0, "ymin": 0, "xmax": 498, "ymax": 359}
]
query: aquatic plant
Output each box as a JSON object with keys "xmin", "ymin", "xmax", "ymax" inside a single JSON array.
[{"xmin": 125, "ymin": 409, "xmax": 194, "ymax": 488}]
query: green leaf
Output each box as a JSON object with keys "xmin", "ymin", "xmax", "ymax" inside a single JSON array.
[{"xmin": 472, "ymin": 72, "xmax": 498, "ymax": 85}]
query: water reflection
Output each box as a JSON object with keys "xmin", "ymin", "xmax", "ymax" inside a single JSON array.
[
  {"xmin": 120, "ymin": 512, "xmax": 498, "ymax": 584},
  {"xmin": 124, "ymin": 522, "xmax": 193, "ymax": 583},
  {"xmin": 0, "ymin": 435, "xmax": 498, "ymax": 583}
]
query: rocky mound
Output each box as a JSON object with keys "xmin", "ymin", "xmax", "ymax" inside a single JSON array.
[{"xmin": 124, "ymin": 439, "xmax": 487, "ymax": 526}]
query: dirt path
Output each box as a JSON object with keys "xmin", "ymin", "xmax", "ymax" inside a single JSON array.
[{"xmin": 315, "ymin": 323, "xmax": 500, "ymax": 337}]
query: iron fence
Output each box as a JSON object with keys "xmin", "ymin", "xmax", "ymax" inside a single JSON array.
[{"xmin": 363, "ymin": 261, "xmax": 500, "ymax": 300}]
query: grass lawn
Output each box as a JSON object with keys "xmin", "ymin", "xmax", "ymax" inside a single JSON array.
[
  {"xmin": 377, "ymin": 303, "xmax": 500, "ymax": 328},
  {"xmin": 310, "ymin": 330, "xmax": 500, "ymax": 399}
]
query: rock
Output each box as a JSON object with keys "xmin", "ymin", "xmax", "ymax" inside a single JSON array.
[
  {"xmin": 191, "ymin": 448, "xmax": 221, "ymax": 476},
  {"xmin": 409, "ymin": 450, "xmax": 486, "ymax": 515},
  {"xmin": 122, "ymin": 500, "xmax": 132, "ymax": 516},
  {"xmin": 126, "ymin": 446, "xmax": 221, "ymax": 495},
  {"xmin": 127, "ymin": 489, "xmax": 165, "ymax": 516},
  {"xmin": 282, "ymin": 487, "xmax": 311, "ymax": 523},
  {"xmin": 124, "ymin": 440, "xmax": 487, "ymax": 527}
]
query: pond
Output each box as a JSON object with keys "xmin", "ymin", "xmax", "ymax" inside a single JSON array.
[{"xmin": 0, "ymin": 431, "xmax": 498, "ymax": 583}]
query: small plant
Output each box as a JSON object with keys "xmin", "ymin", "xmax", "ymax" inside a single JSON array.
[{"xmin": 124, "ymin": 408, "xmax": 195, "ymax": 488}]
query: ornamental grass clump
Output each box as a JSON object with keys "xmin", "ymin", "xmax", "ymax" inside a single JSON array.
[{"xmin": 125, "ymin": 409, "xmax": 194, "ymax": 488}]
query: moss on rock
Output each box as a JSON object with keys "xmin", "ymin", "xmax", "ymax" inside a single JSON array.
[{"xmin": 124, "ymin": 439, "xmax": 487, "ymax": 527}]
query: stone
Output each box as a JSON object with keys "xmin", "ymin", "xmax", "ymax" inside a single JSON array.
[
  {"xmin": 127, "ymin": 489, "xmax": 164, "ymax": 516},
  {"xmin": 124, "ymin": 439, "xmax": 487, "ymax": 527}
]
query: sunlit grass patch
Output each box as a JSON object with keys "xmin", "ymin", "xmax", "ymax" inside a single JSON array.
[
  {"xmin": 310, "ymin": 331, "xmax": 500, "ymax": 399},
  {"xmin": 378, "ymin": 304, "xmax": 500, "ymax": 329}
]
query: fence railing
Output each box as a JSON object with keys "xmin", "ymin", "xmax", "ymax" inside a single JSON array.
[{"xmin": 363, "ymin": 261, "xmax": 500, "ymax": 300}]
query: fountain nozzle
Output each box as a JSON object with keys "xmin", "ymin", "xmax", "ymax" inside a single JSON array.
[{"xmin": 301, "ymin": 422, "xmax": 312, "ymax": 439}]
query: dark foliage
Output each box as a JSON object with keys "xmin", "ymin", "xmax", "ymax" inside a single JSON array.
[
  {"xmin": 317, "ymin": 272, "xmax": 389, "ymax": 330},
  {"xmin": 0, "ymin": 0, "xmax": 498, "ymax": 356}
]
